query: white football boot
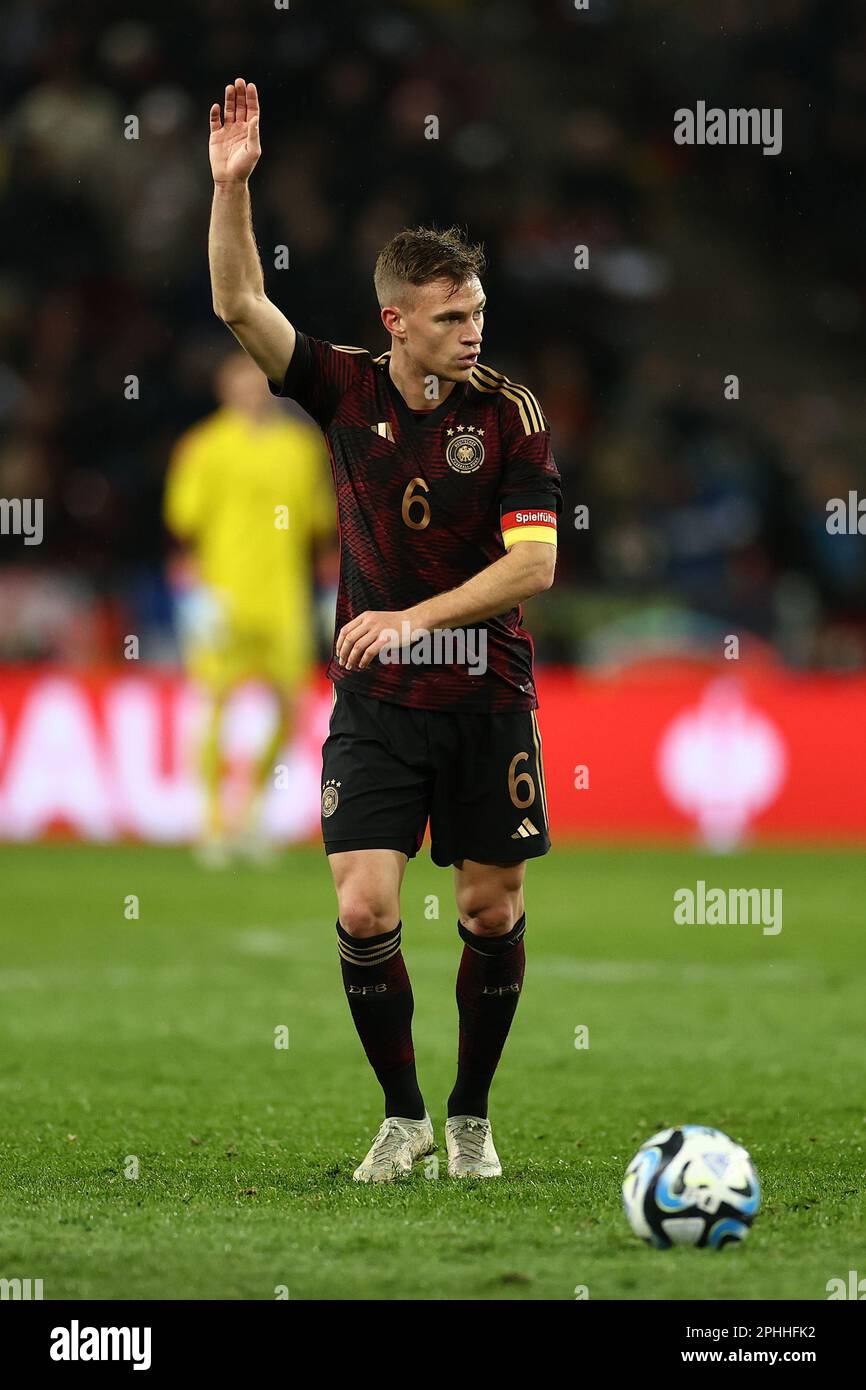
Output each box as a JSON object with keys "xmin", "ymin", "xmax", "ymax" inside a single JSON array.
[
  {"xmin": 445, "ymin": 1115, "xmax": 502, "ymax": 1178},
  {"xmin": 233, "ymin": 821, "xmax": 278, "ymax": 867},
  {"xmin": 352, "ymin": 1112, "xmax": 436, "ymax": 1183},
  {"xmin": 232, "ymin": 789, "xmax": 279, "ymax": 867}
]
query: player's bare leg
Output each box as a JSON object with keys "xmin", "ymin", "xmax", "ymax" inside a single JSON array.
[
  {"xmin": 445, "ymin": 859, "xmax": 527, "ymax": 1177},
  {"xmin": 329, "ymin": 848, "xmax": 434, "ymax": 1181},
  {"xmin": 195, "ymin": 690, "xmax": 231, "ymax": 867},
  {"xmin": 235, "ymin": 685, "xmax": 297, "ymax": 863}
]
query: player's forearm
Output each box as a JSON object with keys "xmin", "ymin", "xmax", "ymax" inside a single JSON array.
[
  {"xmin": 209, "ymin": 182, "xmax": 265, "ymax": 320},
  {"xmin": 407, "ymin": 544, "xmax": 555, "ymax": 632}
]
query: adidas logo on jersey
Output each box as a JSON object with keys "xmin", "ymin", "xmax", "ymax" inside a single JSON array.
[
  {"xmin": 370, "ymin": 422, "xmax": 395, "ymax": 442},
  {"xmin": 511, "ymin": 817, "xmax": 540, "ymax": 839}
]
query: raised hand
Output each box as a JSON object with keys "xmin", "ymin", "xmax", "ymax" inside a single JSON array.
[{"xmin": 209, "ymin": 78, "xmax": 261, "ymax": 185}]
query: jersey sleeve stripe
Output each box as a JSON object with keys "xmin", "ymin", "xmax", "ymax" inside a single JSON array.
[
  {"xmin": 472, "ymin": 374, "xmax": 536, "ymax": 435},
  {"xmin": 469, "ymin": 362, "xmax": 546, "ymax": 434},
  {"xmin": 471, "ymin": 360, "xmax": 545, "ymax": 425},
  {"xmin": 530, "ymin": 711, "xmax": 550, "ymax": 825}
]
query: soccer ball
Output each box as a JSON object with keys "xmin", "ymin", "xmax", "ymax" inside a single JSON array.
[{"xmin": 622, "ymin": 1125, "xmax": 761, "ymax": 1249}]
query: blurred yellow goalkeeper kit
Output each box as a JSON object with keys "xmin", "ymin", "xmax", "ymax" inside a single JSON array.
[
  {"xmin": 164, "ymin": 395, "xmax": 332, "ymax": 846},
  {"xmin": 165, "ymin": 403, "xmax": 332, "ymax": 690}
]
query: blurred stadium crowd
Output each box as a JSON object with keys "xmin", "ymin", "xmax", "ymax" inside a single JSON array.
[{"xmin": 1, "ymin": 0, "xmax": 864, "ymax": 670}]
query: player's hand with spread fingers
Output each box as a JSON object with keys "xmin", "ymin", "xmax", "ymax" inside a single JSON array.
[
  {"xmin": 209, "ymin": 77, "xmax": 261, "ymax": 185},
  {"xmin": 336, "ymin": 610, "xmax": 411, "ymax": 671},
  {"xmin": 208, "ymin": 79, "xmax": 296, "ymax": 385}
]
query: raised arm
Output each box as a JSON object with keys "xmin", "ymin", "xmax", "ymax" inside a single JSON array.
[{"xmin": 208, "ymin": 78, "xmax": 295, "ymax": 386}]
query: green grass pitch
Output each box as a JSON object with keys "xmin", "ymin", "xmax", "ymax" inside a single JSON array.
[{"xmin": 0, "ymin": 841, "xmax": 863, "ymax": 1301}]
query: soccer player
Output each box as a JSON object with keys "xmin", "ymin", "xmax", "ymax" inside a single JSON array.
[
  {"xmin": 164, "ymin": 350, "xmax": 335, "ymax": 864},
  {"xmin": 209, "ymin": 79, "xmax": 560, "ymax": 1179}
]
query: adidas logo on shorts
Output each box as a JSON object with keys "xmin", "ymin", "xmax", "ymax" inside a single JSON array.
[{"xmin": 511, "ymin": 817, "xmax": 540, "ymax": 839}]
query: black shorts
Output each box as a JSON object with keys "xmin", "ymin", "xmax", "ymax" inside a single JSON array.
[{"xmin": 320, "ymin": 687, "xmax": 552, "ymax": 867}]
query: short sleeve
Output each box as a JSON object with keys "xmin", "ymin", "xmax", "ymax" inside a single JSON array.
[
  {"xmin": 269, "ymin": 331, "xmax": 370, "ymax": 431},
  {"xmin": 498, "ymin": 395, "xmax": 562, "ymax": 547}
]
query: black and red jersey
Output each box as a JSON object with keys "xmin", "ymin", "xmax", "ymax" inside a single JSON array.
[{"xmin": 270, "ymin": 332, "xmax": 561, "ymax": 711}]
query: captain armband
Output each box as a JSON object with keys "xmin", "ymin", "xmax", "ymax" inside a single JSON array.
[{"xmin": 500, "ymin": 501, "xmax": 558, "ymax": 550}]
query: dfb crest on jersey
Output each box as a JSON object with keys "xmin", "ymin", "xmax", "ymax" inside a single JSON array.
[{"xmin": 446, "ymin": 432, "xmax": 485, "ymax": 474}]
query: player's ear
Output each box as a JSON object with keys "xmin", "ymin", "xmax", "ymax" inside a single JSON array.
[{"xmin": 381, "ymin": 305, "xmax": 405, "ymax": 339}]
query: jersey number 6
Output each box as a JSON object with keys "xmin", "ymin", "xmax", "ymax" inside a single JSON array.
[{"xmin": 402, "ymin": 477, "xmax": 431, "ymax": 530}]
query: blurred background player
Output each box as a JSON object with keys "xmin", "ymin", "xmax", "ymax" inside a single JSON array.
[{"xmin": 164, "ymin": 350, "xmax": 336, "ymax": 864}]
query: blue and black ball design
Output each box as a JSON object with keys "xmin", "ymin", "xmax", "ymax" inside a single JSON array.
[{"xmin": 622, "ymin": 1125, "xmax": 761, "ymax": 1249}]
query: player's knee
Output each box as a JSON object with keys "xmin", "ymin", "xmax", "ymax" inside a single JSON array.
[
  {"xmin": 338, "ymin": 897, "xmax": 399, "ymax": 939},
  {"xmin": 459, "ymin": 897, "xmax": 520, "ymax": 937}
]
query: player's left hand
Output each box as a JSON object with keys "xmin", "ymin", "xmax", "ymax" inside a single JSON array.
[{"xmin": 336, "ymin": 610, "xmax": 412, "ymax": 671}]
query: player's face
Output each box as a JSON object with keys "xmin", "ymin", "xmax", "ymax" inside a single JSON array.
[
  {"xmin": 401, "ymin": 276, "xmax": 485, "ymax": 382},
  {"xmin": 216, "ymin": 355, "xmax": 273, "ymax": 414}
]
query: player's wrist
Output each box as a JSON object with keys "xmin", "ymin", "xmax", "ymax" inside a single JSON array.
[
  {"xmin": 212, "ymin": 176, "xmax": 250, "ymax": 191},
  {"xmin": 405, "ymin": 602, "xmax": 435, "ymax": 634}
]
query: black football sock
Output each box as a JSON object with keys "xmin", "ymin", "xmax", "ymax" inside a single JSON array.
[
  {"xmin": 447, "ymin": 913, "xmax": 526, "ymax": 1120},
  {"xmin": 337, "ymin": 920, "xmax": 426, "ymax": 1121}
]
